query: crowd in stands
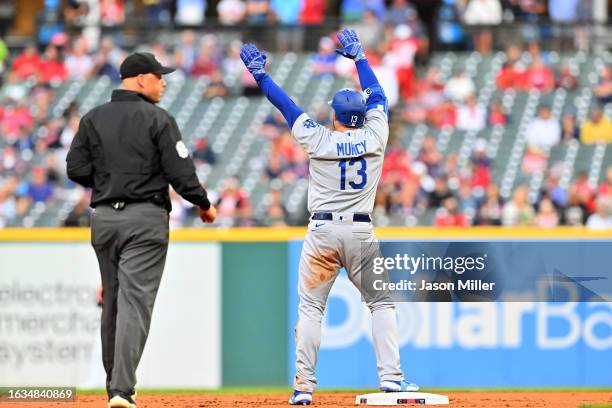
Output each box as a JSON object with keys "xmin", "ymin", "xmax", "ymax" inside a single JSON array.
[
  {"xmin": 374, "ymin": 133, "xmax": 612, "ymax": 228},
  {"xmin": 1, "ymin": 0, "xmax": 611, "ymax": 228},
  {"xmin": 439, "ymin": 0, "xmax": 609, "ymax": 53},
  {"xmin": 308, "ymin": 2, "xmax": 611, "ymax": 228}
]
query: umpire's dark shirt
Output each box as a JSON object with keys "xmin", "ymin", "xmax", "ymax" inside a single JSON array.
[{"xmin": 66, "ymin": 89, "xmax": 211, "ymax": 210}]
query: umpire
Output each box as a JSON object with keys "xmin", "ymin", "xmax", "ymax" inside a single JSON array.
[{"xmin": 66, "ymin": 52, "xmax": 216, "ymax": 408}]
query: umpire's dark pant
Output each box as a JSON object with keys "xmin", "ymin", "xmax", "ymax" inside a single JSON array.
[{"xmin": 91, "ymin": 202, "xmax": 169, "ymax": 398}]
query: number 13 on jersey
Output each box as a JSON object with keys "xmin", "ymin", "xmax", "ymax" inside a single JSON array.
[{"xmin": 338, "ymin": 157, "xmax": 367, "ymax": 190}]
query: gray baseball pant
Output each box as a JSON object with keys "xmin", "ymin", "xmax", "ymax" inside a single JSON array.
[
  {"xmin": 91, "ymin": 202, "xmax": 169, "ymax": 398},
  {"xmin": 293, "ymin": 216, "xmax": 403, "ymax": 392}
]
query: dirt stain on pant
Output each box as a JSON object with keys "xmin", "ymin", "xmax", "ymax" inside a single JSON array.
[{"xmin": 305, "ymin": 249, "xmax": 340, "ymax": 289}]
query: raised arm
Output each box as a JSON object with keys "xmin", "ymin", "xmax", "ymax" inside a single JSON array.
[
  {"xmin": 240, "ymin": 44, "xmax": 304, "ymax": 128},
  {"xmin": 335, "ymin": 29, "xmax": 387, "ymax": 113}
]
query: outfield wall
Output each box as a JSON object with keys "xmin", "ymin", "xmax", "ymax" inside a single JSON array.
[
  {"xmin": 0, "ymin": 240, "xmax": 221, "ymax": 389},
  {"xmin": 0, "ymin": 227, "xmax": 611, "ymax": 388},
  {"xmin": 287, "ymin": 241, "xmax": 612, "ymax": 388}
]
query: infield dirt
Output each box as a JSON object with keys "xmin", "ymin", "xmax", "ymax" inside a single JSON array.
[{"xmin": 0, "ymin": 391, "xmax": 611, "ymax": 407}]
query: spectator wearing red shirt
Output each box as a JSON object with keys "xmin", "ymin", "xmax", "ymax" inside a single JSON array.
[
  {"xmin": 434, "ymin": 197, "xmax": 469, "ymax": 226},
  {"xmin": 489, "ymin": 100, "xmax": 508, "ymax": 126},
  {"xmin": 403, "ymin": 67, "xmax": 444, "ymax": 124},
  {"xmin": 300, "ymin": 0, "xmax": 326, "ymax": 24},
  {"xmin": 11, "ymin": 44, "xmax": 43, "ymax": 80},
  {"xmin": 39, "ymin": 45, "xmax": 68, "ymax": 84},
  {"xmin": 191, "ymin": 46, "xmax": 219, "ymax": 77},
  {"xmin": 521, "ymin": 145, "xmax": 547, "ymax": 175},
  {"xmin": 299, "ymin": 0, "xmax": 327, "ymax": 49},
  {"xmin": 100, "ymin": 0, "xmax": 125, "ymax": 26},
  {"xmin": 496, "ymin": 62, "xmax": 525, "ymax": 90},
  {"xmin": 598, "ymin": 166, "xmax": 612, "ymax": 198},
  {"xmin": 384, "ymin": 24, "xmax": 419, "ymax": 98},
  {"xmin": 523, "ymin": 56, "xmax": 554, "ymax": 92},
  {"xmin": 569, "ymin": 171, "xmax": 596, "ymax": 213},
  {"xmin": 382, "ymin": 141, "xmax": 413, "ymax": 184},
  {"xmin": 274, "ymin": 131, "xmax": 298, "ymax": 164},
  {"xmin": 429, "ymin": 99, "xmax": 457, "ymax": 128},
  {"xmin": 556, "ymin": 64, "xmax": 578, "ymax": 90},
  {"xmin": 471, "ymin": 141, "xmax": 491, "ymax": 189},
  {"xmin": 1, "ymin": 100, "xmax": 34, "ymax": 138}
]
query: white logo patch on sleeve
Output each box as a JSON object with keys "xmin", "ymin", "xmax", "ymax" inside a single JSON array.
[{"xmin": 175, "ymin": 141, "xmax": 189, "ymax": 158}]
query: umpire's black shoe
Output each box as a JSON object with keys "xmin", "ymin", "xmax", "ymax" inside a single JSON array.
[{"xmin": 108, "ymin": 393, "xmax": 136, "ymax": 408}]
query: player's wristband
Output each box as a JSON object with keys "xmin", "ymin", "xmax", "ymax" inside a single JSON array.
[{"xmin": 253, "ymin": 72, "xmax": 267, "ymax": 85}]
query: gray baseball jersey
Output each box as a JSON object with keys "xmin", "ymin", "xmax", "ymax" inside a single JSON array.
[{"xmin": 291, "ymin": 107, "xmax": 389, "ymax": 213}]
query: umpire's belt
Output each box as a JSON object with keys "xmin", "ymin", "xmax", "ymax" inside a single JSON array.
[
  {"xmin": 107, "ymin": 200, "xmax": 150, "ymax": 210},
  {"xmin": 311, "ymin": 212, "xmax": 371, "ymax": 222},
  {"xmin": 104, "ymin": 197, "xmax": 168, "ymax": 211}
]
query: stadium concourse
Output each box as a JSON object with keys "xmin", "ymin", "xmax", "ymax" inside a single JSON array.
[{"xmin": 1, "ymin": 2, "xmax": 612, "ymax": 230}]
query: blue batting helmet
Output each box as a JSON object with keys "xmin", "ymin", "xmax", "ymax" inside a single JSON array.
[{"xmin": 329, "ymin": 88, "xmax": 366, "ymax": 128}]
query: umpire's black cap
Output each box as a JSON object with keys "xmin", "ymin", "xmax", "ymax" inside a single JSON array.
[{"xmin": 120, "ymin": 52, "xmax": 175, "ymax": 79}]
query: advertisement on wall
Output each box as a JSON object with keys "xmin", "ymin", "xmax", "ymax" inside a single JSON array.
[
  {"xmin": 287, "ymin": 240, "xmax": 612, "ymax": 388},
  {"xmin": 0, "ymin": 242, "xmax": 221, "ymax": 388}
]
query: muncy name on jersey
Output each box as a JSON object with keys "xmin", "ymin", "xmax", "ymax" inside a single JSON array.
[{"xmin": 336, "ymin": 140, "xmax": 367, "ymax": 157}]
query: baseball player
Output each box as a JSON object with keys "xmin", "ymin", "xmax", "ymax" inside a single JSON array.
[{"xmin": 241, "ymin": 29, "xmax": 419, "ymax": 406}]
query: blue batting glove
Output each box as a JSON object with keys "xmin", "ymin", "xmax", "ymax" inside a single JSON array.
[
  {"xmin": 335, "ymin": 28, "xmax": 365, "ymax": 62},
  {"xmin": 240, "ymin": 43, "xmax": 267, "ymax": 76}
]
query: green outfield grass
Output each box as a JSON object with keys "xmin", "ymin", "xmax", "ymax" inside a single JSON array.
[{"xmin": 579, "ymin": 405, "xmax": 612, "ymax": 408}]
